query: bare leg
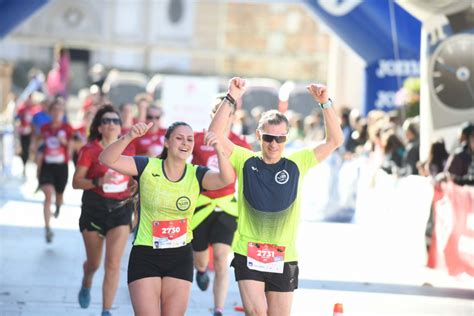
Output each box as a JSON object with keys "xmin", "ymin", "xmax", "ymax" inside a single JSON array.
[
  {"xmin": 102, "ymin": 225, "xmax": 130, "ymax": 311},
  {"xmin": 161, "ymin": 277, "xmax": 192, "ymax": 316},
  {"xmin": 238, "ymin": 280, "xmax": 267, "ymax": 316},
  {"xmin": 129, "ymin": 277, "xmax": 161, "ymax": 316},
  {"xmin": 41, "ymin": 184, "xmax": 54, "ymax": 229},
  {"xmin": 81, "ymin": 229, "xmax": 104, "ymax": 288},
  {"xmin": 193, "ymin": 248, "xmax": 209, "ymax": 273},
  {"xmin": 266, "ymin": 291, "xmax": 293, "ymax": 316},
  {"xmin": 212, "ymin": 243, "xmax": 232, "ymax": 310}
]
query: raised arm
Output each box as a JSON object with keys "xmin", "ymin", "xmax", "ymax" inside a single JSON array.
[
  {"xmin": 307, "ymin": 84, "xmax": 344, "ymax": 162},
  {"xmin": 99, "ymin": 122, "xmax": 153, "ymax": 176},
  {"xmin": 201, "ymin": 131, "xmax": 235, "ymax": 190},
  {"xmin": 208, "ymin": 77, "xmax": 247, "ymax": 156}
]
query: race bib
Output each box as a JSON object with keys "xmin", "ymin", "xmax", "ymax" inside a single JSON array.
[
  {"xmin": 152, "ymin": 219, "xmax": 187, "ymax": 249},
  {"xmin": 44, "ymin": 137, "xmax": 65, "ymax": 163},
  {"xmin": 247, "ymin": 242, "xmax": 285, "ymax": 273},
  {"xmin": 102, "ymin": 169, "xmax": 129, "ymax": 193}
]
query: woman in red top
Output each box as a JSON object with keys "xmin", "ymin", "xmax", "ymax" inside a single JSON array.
[
  {"xmin": 37, "ymin": 98, "xmax": 73, "ymax": 242},
  {"xmin": 134, "ymin": 105, "xmax": 167, "ymax": 157},
  {"xmin": 72, "ymin": 105, "xmax": 136, "ymax": 316}
]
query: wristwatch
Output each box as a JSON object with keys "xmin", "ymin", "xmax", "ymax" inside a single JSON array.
[
  {"xmin": 92, "ymin": 177, "xmax": 100, "ymax": 187},
  {"xmin": 319, "ymin": 98, "xmax": 333, "ymax": 110}
]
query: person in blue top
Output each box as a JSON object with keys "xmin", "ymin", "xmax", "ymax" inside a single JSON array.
[{"xmin": 208, "ymin": 77, "xmax": 344, "ymax": 316}]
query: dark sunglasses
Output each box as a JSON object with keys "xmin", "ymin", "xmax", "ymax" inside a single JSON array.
[
  {"xmin": 101, "ymin": 118, "xmax": 121, "ymax": 125},
  {"xmin": 261, "ymin": 133, "xmax": 287, "ymax": 144},
  {"xmin": 147, "ymin": 115, "xmax": 161, "ymax": 120}
]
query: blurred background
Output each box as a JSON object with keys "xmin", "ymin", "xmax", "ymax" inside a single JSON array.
[{"xmin": 0, "ymin": 0, "xmax": 473, "ymax": 315}]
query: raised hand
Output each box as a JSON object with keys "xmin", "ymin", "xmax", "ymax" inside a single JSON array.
[
  {"xmin": 128, "ymin": 122, "xmax": 153, "ymax": 139},
  {"xmin": 204, "ymin": 131, "xmax": 222, "ymax": 152},
  {"xmin": 307, "ymin": 83, "xmax": 329, "ymax": 104},
  {"xmin": 228, "ymin": 77, "xmax": 247, "ymax": 101}
]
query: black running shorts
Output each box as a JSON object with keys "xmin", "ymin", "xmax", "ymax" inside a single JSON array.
[
  {"xmin": 39, "ymin": 162, "xmax": 68, "ymax": 193},
  {"xmin": 231, "ymin": 253, "xmax": 299, "ymax": 292},
  {"xmin": 192, "ymin": 209, "xmax": 237, "ymax": 252},
  {"xmin": 79, "ymin": 190, "xmax": 133, "ymax": 236},
  {"xmin": 127, "ymin": 244, "xmax": 194, "ymax": 284}
]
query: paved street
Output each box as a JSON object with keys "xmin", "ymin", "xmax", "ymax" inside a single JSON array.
[{"xmin": 0, "ymin": 158, "xmax": 473, "ymax": 315}]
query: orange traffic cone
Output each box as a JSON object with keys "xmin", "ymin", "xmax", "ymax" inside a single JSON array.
[{"xmin": 333, "ymin": 303, "xmax": 344, "ymax": 316}]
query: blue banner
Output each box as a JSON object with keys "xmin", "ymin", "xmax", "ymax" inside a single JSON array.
[
  {"xmin": 303, "ymin": 0, "xmax": 421, "ymax": 114},
  {"xmin": 0, "ymin": 0, "xmax": 48, "ymax": 38}
]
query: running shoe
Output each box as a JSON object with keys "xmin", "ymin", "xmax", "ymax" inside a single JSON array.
[
  {"xmin": 101, "ymin": 310, "xmax": 112, "ymax": 316},
  {"xmin": 195, "ymin": 269, "xmax": 210, "ymax": 291},
  {"xmin": 213, "ymin": 311, "xmax": 223, "ymax": 316},
  {"xmin": 45, "ymin": 228, "xmax": 53, "ymax": 243},
  {"xmin": 78, "ymin": 286, "xmax": 91, "ymax": 308},
  {"xmin": 53, "ymin": 205, "xmax": 60, "ymax": 218}
]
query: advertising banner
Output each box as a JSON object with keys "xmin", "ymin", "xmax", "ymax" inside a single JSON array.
[
  {"xmin": 161, "ymin": 76, "xmax": 219, "ymax": 131},
  {"xmin": 303, "ymin": 0, "xmax": 421, "ymax": 113},
  {"xmin": 428, "ymin": 182, "xmax": 474, "ymax": 277}
]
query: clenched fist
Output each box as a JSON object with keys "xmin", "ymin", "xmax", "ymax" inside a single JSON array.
[
  {"xmin": 204, "ymin": 131, "xmax": 222, "ymax": 152},
  {"xmin": 228, "ymin": 77, "xmax": 247, "ymax": 101},
  {"xmin": 307, "ymin": 84, "xmax": 329, "ymax": 104}
]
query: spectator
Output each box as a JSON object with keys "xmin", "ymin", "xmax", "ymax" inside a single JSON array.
[
  {"xmin": 381, "ymin": 130, "xmax": 405, "ymax": 175},
  {"xmin": 446, "ymin": 124, "xmax": 474, "ymax": 185},
  {"xmin": 401, "ymin": 117, "xmax": 420, "ymax": 175}
]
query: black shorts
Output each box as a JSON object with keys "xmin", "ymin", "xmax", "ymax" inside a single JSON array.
[
  {"xmin": 192, "ymin": 209, "xmax": 237, "ymax": 252},
  {"xmin": 127, "ymin": 244, "xmax": 194, "ymax": 284},
  {"xmin": 231, "ymin": 253, "xmax": 299, "ymax": 292},
  {"xmin": 79, "ymin": 190, "xmax": 133, "ymax": 236},
  {"xmin": 39, "ymin": 163, "xmax": 68, "ymax": 193},
  {"xmin": 20, "ymin": 134, "xmax": 31, "ymax": 164}
]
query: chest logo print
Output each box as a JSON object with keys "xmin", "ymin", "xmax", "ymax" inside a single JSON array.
[
  {"xmin": 275, "ymin": 170, "xmax": 289, "ymax": 184},
  {"xmin": 176, "ymin": 196, "xmax": 191, "ymax": 211}
]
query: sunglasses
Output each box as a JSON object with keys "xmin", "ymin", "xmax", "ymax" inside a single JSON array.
[
  {"xmin": 261, "ymin": 133, "xmax": 287, "ymax": 144},
  {"xmin": 147, "ymin": 115, "xmax": 161, "ymax": 120},
  {"xmin": 101, "ymin": 118, "xmax": 121, "ymax": 125}
]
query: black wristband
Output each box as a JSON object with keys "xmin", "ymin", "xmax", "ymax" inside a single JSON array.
[
  {"xmin": 225, "ymin": 93, "xmax": 237, "ymax": 108},
  {"xmin": 92, "ymin": 177, "xmax": 100, "ymax": 187}
]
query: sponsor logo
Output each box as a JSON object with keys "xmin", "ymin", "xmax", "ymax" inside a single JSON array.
[
  {"xmin": 318, "ymin": 0, "xmax": 362, "ymax": 16},
  {"xmin": 375, "ymin": 59, "xmax": 419, "ymax": 78},
  {"xmin": 374, "ymin": 91, "xmax": 397, "ymax": 109},
  {"xmin": 176, "ymin": 196, "xmax": 191, "ymax": 211},
  {"xmin": 275, "ymin": 170, "xmax": 289, "ymax": 184}
]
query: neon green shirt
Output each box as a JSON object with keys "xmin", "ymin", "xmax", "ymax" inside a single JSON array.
[
  {"xmin": 230, "ymin": 146, "xmax": 318, "ymax": 262},
  {"xmin": 133, "ymin": 157, "xmax": 207, "ymax": 247}
]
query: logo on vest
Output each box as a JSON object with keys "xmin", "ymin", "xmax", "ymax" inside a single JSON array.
[
  {"xmin": 176, "ymin": 196, "xmax": 191, "ymax": 211},
  {"xmin": 275, "ymin": 170, "xmax": 289, "ymax": 184}
]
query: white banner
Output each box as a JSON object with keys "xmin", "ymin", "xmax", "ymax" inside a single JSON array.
[{"xmin": 161, "ymin": 76, "xmax": 218, "ymax": 132}]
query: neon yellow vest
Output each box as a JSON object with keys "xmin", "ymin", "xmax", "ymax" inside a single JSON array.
[
  {"xmin": 133, "ymin": 158, "xmax": 201, "ymax": 247},
  {"xmin": 190, "ymin": 194, "xmax": 238, "ymax": 230}
]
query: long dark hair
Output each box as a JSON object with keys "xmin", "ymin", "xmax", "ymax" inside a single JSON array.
[
  {"xmin": 428, "ymin": 139, "xmax": 449, "ymax": 175},
  {"xmin": 88, "ymin": 104, "xmax": 121, "ymax": 141},
  {"xmin": 159, "ymin": 121, "xmax": 192, "ymax": 160}
]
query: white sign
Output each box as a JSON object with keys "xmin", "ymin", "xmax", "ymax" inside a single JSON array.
[{"xmin": 161, "ymin": 76, "xmax": 218, "ymax": 131}]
